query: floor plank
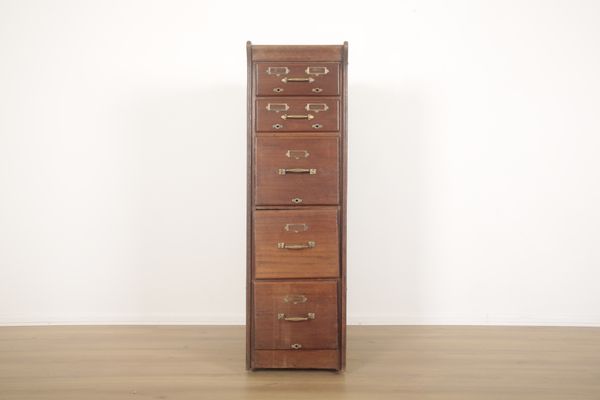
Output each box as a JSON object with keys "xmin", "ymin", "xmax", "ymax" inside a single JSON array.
[{"xmin": 1, "ymin": 325, "xmax": 599, "ymax": 399}]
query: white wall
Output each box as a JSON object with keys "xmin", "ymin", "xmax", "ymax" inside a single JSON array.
[{"xmin": 1, "ymin": 0, "xmax": 599, "ymax": 326}]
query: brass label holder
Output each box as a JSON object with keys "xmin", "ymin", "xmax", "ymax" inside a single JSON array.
[
  {"xmin": 266, "ymin": 103, "xmax": 289, "ymax": 112},
  {"xmin": 305, "ymin": 103, "xmax": 329, "ymax": 112},
  {"xmin": 284, "ymin": 223, "xmax": 308, "ymax": 233},
  {"xmin": 286, "ymin": 149, "xmax": 310, "ymax": 159},
  {"xmin": 266, "ymin": 66, "xmax": 289, "ymax": 76},
  {"xmin": 305, "ymin": 66, "xmax": 329, "ymax": 76},
  {"xmin": 283, "ymin": 294, "xmax": 308, "ymax": 304}
]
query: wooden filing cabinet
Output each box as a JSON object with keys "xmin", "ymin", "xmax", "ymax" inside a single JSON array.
[{"xmin": 246, "ymin": 42, "xmax": 348, "ymax": 370}]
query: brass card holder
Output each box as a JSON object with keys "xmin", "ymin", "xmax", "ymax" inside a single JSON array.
[
  {"xmin": 266, "ymin": 66, "xmax": 289, "ymax": 76},
  {"xmin": 286, "ymin": 149, "xmax": 310, "ymax": 159},
  {"xmin": 284, "ymin": 223, "xmax": 308, "ymax": 233}
]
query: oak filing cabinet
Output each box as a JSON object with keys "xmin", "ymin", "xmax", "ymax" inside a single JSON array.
[{"xmin": 246, "ymin": 42, "xmax": 348, "ymax": 370}]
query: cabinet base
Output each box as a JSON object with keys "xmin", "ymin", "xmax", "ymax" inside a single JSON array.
[{"xmin": 252, "ymin": 349, "xmax": 340, "ymax": 370}]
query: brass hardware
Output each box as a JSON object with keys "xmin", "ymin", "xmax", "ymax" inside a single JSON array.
[
  {"xmin": 291, "ymin": 343, "xmax": 302, "ymax": 350},
  {"xmin": 273, "ymin": 87, "xmax": 284, "ymax": 93},
  {"xmin": 272, "ymin": 124, "xmax": 283, "ymax": 129},
  {"xmin": 286, "ymin": 149, "xmax": 310, "ymax": 159},
  {"xmin": 278, "ymin": 313, "xmax": 316, "ymax": 321},
  {"xmin": 291, "ymin": 197, "xmax": 303, "ymax": 204},
  {"xmin": 284, "ymin": 223, "xmax": 308, "ymax": 233},
  {"xmin": 305, "ymin": 103, "xmax": 329, "ymax": 112},
  {"xmin": 281, "ymin": 114, "xmax": 314, "ymax": 120},
  {"xmin": 305, "ymin": 66, "xmax": 329, "ymax": 76},
  {"xmin": 277, "ymin": 168, "xmax": 316, "ymax": 175},
  {"xmin": 277, "ymin": 241, "xmax": 316, "ymax": 249},
  {"xmin": 281, "ymin": 77, "xmax": 315, "ymax": 83},
  {"xmin": 266, "ymin": 66, "xmax": 289, "ymax": 76},
  {"xmin": 266, "ymin": 103, "xmax": 289, "ymax": 112},
  {"xmin": 312, "ymin": 123, "xmax": 323, "ymax": 129},
  {"xmin": 284, "ymin": 294, "xmax": 308, "ymax": 304},
  {"xmin": 311, "ymin": 88, "xmax": 323, "ymax": 93}
]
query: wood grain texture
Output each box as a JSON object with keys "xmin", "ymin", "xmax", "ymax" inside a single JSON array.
[
  {"xmin": 254, "ymin": 280, "xmax": 338, "ymax": 350},
  {"xmin": 254, "ymin": 209, "xmax": 339, "ymax": 279},
  {"xmin": 255, "ymin": 136, "xmax": 340, "ymax": 206},
  {"xmin": 252, "ymin": 45, "xmax": 343, "ymax": 62},
  {"xmin": 1, "ymin": 325, "xmax": 600, "ymax": 400},
  {"xmin": 339, "ymin": 40, "xmax": 349, "ymax": 371},
  {"xmin": 248, "ymin": 43, "xmax": 347, "ymax": 370},
  {"xmin": 256, "ymin": 98, "xmax": 339, "ymax": 132},
  {"xmin": 253, "ymin": 349, "xmax": 339, "ymax": 369},
  {"xmin": 255, "ymin": 62, "xmax": 340, "ymax": 97},
  {"xmin": 246, "ymin": 41, "xmax": 254, "ymax": 370}
]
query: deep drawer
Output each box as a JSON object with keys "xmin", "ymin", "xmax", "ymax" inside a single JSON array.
[
  {"xmin": 254, "ymin": 280, "xmax": 338, "ymax": 350},
  {"xmin": 255, "ymin": 136, "xmax": 339, "ymax": 206},
  {"xmin": 255, "ymin": 62, "xmax": 340, "ymax": 96},
  {"xmin": 256, "ymin": 98, "xmax": 339, "ymax": 132},
  {"xmin": 254, "ymin": 208, "xmax": 339, "ymax": 279}
]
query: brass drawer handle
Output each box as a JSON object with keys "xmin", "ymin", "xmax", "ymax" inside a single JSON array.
[
  {"xmin": 281, "ymin": 77, "xmax": 315, "ymax": 83},
  {"xmin": 291, "ymin": 343, "xmax": 302, "ymax": 350},
  {"xmin": 281, "ymin": 114, "xmax": 314, "ymax": 120},
  {"xmin": 277, "ymin": 241, "xmax": 316, "ymax": 249},
  {"xmin": 278, "ymin": 313, "xmax": 315, "ymax": 322},
  {"xmin": 278, "ymin": 168, "xmax": 316, "ymax": 175}
]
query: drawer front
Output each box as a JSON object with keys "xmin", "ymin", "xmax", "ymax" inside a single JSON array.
[
  {"xmin": 253, "ymin": 349, "xmax": 339, "ymax": 369},
  {"xmin": 254, "ymin": 209, "xmax": 339, "ymax": 279},
  {"xmin": 254, "ymin": 280, "xmax": 338, "ymax": 350},
  {"xmin": 255, "ymin": 137, "xmax": 339, "ymax": 206},
  {"xmin": 255, "ymin": 62, "xmax": 340, "ymax": 96},
  {"xmin": 256, "ymin": 98, "xmax": 339, "ymax": 132}
]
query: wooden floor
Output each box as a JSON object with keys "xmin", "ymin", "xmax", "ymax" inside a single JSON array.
[{"xmin": 1, "ymin": 326, "xmax": 599, "ymax": 399}]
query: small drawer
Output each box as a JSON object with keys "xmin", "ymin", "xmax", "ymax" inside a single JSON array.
[
  {"xmin": 255, "ymin": 62, "xmax": 340, "ymax": 96},
  {"xmin": 255, "ymin": 136, "xmax": 339, "ymax": 206},
  {"xmin": 254, "ymin": 280, "xmax": 338, "ymax": 350},
  {"xmin": 256, "ymin": 98, "xmax": 339, "ymax": 132},
  {"xmin": 254, "ymin": 209, "xmax": 339, "ymax": 279}
]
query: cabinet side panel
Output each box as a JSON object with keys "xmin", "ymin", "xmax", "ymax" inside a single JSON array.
[
  {"xmin": 246, "ymin": 41, "xmax": 253, "ymax": 370},
  {"xmin": 340, "ymin": 41, "xmax": 348, "ymax": 370}
]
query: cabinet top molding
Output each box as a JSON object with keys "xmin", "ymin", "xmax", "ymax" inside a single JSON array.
[{"xmin": 248, "ymin": 42, "xmax": 347, "ymax": 62}]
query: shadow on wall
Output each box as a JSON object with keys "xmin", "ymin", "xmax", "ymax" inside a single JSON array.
[{"xmin": 348, "ymin": 83, "xmax": 428, "ymax": 325}]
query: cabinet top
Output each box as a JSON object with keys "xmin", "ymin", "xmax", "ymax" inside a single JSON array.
[{"xmin": 248, "ymin": 42, "xmax": 347, "ymax": 62}]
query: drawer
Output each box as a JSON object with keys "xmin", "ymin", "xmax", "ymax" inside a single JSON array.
[
  {"xmin": 254, "ymin": 209, "xmax": 339, "ymax": 279},
  {"xmin": 255, "ymin": 62, "xmax": 340, "ymax": 96},
  {"xmin": 253, "ymin": 349, "xmax": 339, "ymax": 369},
  {"xmin": 255, "ymin": 137, "xmax": 339, "ymax": 206},
  {"xmin": 254, "ymin": 280, "xmax": 338, "ymax": 350},
  {"xmin": 256, "ymin": 98, "xmax": 339, "ymax": 132}
]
